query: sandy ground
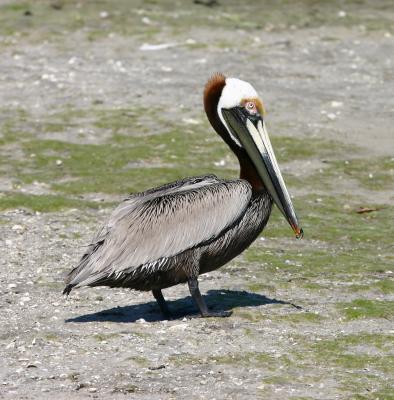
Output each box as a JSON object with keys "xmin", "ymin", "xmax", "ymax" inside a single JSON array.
[{"xmin": 0, "ymin": 1, "xmax": 393, "ymax": 399}]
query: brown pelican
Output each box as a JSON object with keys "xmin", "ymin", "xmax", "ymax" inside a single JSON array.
[{"xmin": 63, "ymin": 73, "xmax": 303, "ymax": 318}]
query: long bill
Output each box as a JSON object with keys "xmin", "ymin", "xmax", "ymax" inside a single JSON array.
[{"xmin": 222, "ymin": 108, "xmax": 303, "ymax": 238}]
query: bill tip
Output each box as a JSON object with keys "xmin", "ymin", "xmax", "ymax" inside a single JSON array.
[{"xmin": 295, "ymin": 227, "xmax": 304, "ymax": 239}]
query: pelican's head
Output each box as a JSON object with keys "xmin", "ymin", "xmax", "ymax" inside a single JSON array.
[{"xmin": 204, "ymin": 73, "xmax": 303, "ymax": 238}]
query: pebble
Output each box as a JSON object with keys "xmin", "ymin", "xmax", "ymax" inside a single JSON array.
[
  {"xmin": 141, "ymin": 17, "xmax": 152, "ymax": 25},
  {"xmin": 196, "ymin": 58, "xmax": 207, "ymax": 64},
  {"xmin": 140, "ymin": 42, "xmax": 177, "ymax": 51},
  {"xmin": 327, "ymin": 113, "xmax": 336, "ymax": 120},
  {"xmin": 214, "ymin": 159, "xmax": 226, "ymax": 167},
  {"xmin": 41, "ymin": 74, "xmax": 57, "ymax": 82},
  {"xmin": 182, "ymin": 118, "xmax": 200, "ymax": 125},
  {"xmin": 330, "ymin": 101, "xmax": 343, "ymax": 108},
  {"xmin": 168, "ymin": 323, "xmax": 188, "ymax": 332}
]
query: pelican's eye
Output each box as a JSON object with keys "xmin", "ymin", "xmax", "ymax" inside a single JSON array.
[{"xmin": 245, "ymin": 101, "xmax": 257, "ymax": 114}]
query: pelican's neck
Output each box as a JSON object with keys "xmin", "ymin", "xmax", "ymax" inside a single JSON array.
[{"xmin": 236, "ymin": 149, "xmax": 265, "ymax": 193}]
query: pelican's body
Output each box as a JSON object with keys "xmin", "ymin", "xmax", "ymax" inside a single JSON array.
[{"xmin": 64, "ymin": 74, "xmax": 302, "ymax": 317}]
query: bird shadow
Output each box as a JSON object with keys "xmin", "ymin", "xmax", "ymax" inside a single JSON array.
[{"xmin": 65, "ymin": 289, "xmax": 301, "ymax": 323}]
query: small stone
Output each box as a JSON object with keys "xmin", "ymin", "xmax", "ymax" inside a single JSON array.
[
  {"xmin": 55, "ymin": 159, "xmax": 63, "ymax": 166},
  {"xmin": 168, "ymin": 323, "xmax": 188, "ymax": 332},
  {"xmin": 196, "ymin": 58, "xmax": 207, "ymax": 64},
  {"xmin": 88, "ymin": 387, "xmax": 97, "ymax": 393},
  {"xmin": 182, "ymin": 118, "xmax": 200, "ymax": 125},
  {"xmin": 141, "ymin": 17, "xmax": 152, "ymax": 25},
  {"xmin": 148, "ymin": 364, "xmax": 165, "ymax": 370},
  {"xmin": 140, "ymin": 42, "xmax": 177, "ymax": 51},
  {"xmin": 214, "ymin": 159, "xmax": 226, "ymax": 167},
  {"xmin": 327, "ymin": 113, "xmax": 336, "ymax": 120},
  {"xmin": 136, "ymin": 318, "xmax": 146, "ymax": 323},
  {"xmin": 75, "ymin": 383, "xmax": 85, "ymax": 390},
  {"xmin": 330, "ymin": 101, "xmax": 343, "ymax": 108}
]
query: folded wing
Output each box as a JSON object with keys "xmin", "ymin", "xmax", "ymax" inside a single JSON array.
[{"xmin": 64, "ymin": 175, "xmax": 252, "ymax": 290}]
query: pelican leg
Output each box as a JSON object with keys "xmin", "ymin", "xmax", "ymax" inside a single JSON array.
[
  {"xmin": 188, "ymin": 278, "xmax": 232, "ymax": 318},
  {"xmin": 152, "ymin": 289, "xmax": 171, "ymax": 319}
]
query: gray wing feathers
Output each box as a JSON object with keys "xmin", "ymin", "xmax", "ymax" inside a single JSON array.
[{"xmin": 67, "ymin": 176, "xmax": 251, "ymax": 288}]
